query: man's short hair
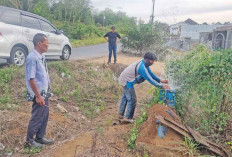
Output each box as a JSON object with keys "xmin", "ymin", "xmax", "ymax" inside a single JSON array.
[
  {"xmin": 111, "ymin": 26, "xmax": 116, "ymax": 30},
  {"xmin": 144, "ymin": 52, "xmax": 157, "ymax": 61},
  {"xmin": 33, "ymin": 33, "xmax": 47, "ymax": 46}
]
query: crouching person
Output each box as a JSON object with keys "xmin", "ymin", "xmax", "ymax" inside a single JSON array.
[
  {"xmin": 25, "ymin": 33, "xmax": 54, "ymax": 149},
  {"xmin": 118, "ymin": 52, "xmax": 170, "ymax": 123}
]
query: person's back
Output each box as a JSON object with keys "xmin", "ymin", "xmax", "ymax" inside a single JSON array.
[{"xmin": 118, "ymin": 60, "xmax": 142, "ymax": 87}]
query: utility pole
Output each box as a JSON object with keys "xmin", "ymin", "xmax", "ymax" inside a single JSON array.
[
  {"xmin": 103, "ymin": 14, "xmax": 105, "ymax": 26},
  {"xmin": 150, "ymin": 0, "xmax": 155, "ymax": 24},
  {"xmin": 103, "ymin": 14, "xmax": 106, "ymax": 32}
]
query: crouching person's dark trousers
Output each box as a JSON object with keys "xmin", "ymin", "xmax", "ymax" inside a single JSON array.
[
  {"xmin": 26, "ymin": 98, "xmax": 49, "ymax": 143},
  {"xmin": 118, "ymin": 86, "xmax": 137, "ymax": 119}
]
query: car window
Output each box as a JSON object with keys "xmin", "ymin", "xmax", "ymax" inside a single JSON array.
[
  {"xmin": 40, "ymin": 20, "xmax": 57, "ymax": 33},
  {"xmin": 22, "ymin": 15, "xmax": 41, "ymax": 30},
  {"xmin": 1, "ymin": 9, "xmax": 21, "ymax": 26}
]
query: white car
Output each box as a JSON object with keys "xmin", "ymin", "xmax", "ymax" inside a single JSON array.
[{"xmin": 0, "ymin": 6, "xmax": 72, "ymax": 66}]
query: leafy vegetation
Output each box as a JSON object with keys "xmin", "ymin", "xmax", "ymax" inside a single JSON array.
[
  {"xmin": 166, "ymin": 45, "xmax": 232, "ymax": 142},
  {"xmin": 23, "ymin": 147, "xmax": 41, "ymax": 155},
  {"xmin": 121, "ymin": 22, "xmax": 170, "ymax": 60},
  {"xmin": 0, "ymin": 0, "xmax": 137, "ymax": 46},
  {"xmin": 0, "ymin": 66, "xmax": 19, "ymax": 110},
  {"xmin": 177, "ymin": 137, "xmax": 200, "ymax": 157},
  {"xmin": 226, "ymin": 139, "xmax": 232, "ymax": 151}
]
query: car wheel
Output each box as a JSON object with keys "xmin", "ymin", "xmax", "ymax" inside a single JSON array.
[
  {"xmin": 9, "ymin": 47, "xmax": 27, "ymax": 66},
  {"xmin": 60, "ymin": 46, "xmax": 70, "ymax": 60}
]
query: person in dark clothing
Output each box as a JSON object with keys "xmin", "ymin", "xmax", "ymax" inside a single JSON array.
[
  {"xmin": 25, "ymin": 33, "xmax": 54, "ymax": 149},
  {"xmin": 104, "ymin": 26, "xmax": 121, "ymax": 64},
  {"xmin": 118, "ymin": 52, "xmax": 170, "ymax": 123}
]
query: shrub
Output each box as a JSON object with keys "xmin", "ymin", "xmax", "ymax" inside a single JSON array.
[
  {"xmin": 121, "ymin": 23, "xmax": 170, "ymax": 61},
  {"xmin": 166, "ymin": 45, "xmax": 232, "ymax": 138}
]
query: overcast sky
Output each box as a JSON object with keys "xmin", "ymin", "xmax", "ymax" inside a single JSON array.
[{"xmin": 91, "ymin": 0, "xmax": 232, "ymax": 24}]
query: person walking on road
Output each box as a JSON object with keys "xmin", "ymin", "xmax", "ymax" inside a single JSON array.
[
  {"xmin": 104, "ymin": 26, "xmax": 121, "ymax": 64},
  {"xmin": 118, "ymin": 52, "xmax": 170, "ymax": 123},
  {"xmin": 25, "ymin": 33, "xmax": 54, "ymax": 149}
]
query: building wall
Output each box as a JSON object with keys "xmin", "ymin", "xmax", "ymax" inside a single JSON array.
[
  {"xmin": 170, "ymin": 23, "xmax": 187, "ymax": 36},
  {"xmin": 180, "ymin": 25, "xmax": 221, "ymax": 40},
  {"xmin": 199, "ymin": 32, "xmax": 213, "ymax": 50},
  {"xmin": 170, "ymin": 24, "xmax": 223, "ymax": 40},
  {"xmin": 226, "ymin": 30, "xmax": 232, "ymax": 49}
]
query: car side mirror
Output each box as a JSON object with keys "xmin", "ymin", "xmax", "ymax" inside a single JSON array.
[{"xmin": 57, "ymin": 29, "xmax": 63, "ymax": 35}]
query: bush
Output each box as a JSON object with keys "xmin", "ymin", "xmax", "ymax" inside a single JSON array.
[
  {"xmin": 121, "ymin": 23, "xmax": 170, "ymax": 61},
  {"xmin": 53, "ymin": 21, "xmax": 104, "ymax": 40},
  {"xmin": 166, "ymin": 45, "xmax": 232, "ymax": 139}
]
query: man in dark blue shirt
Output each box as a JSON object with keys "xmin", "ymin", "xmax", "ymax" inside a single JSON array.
[{"xmin": 104, "ymin": 26, "xmax": 121, "ymax": 64}]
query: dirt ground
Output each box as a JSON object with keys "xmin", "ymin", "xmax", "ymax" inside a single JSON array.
[
  {"xmin": 136, "ymin": 104, "xmax": 184, "ymax": 157},
  {"xmin": 1, "ymin": 54, "xmax": 184, "ymax": 157},
  {"xmin": 90, "ymin": 54, "xmax": 165, "ymax": 77}
]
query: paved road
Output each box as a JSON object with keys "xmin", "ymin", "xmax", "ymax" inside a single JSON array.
[
  {"xmin": 70, "ymin": 43, "xmax": 122, "ymax": 60},
  {"xmin": 0, "ymin": 43, "xmax": 122, "ymax": 67}
]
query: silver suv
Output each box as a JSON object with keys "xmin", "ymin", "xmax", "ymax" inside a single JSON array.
[{"xmin": 0, "ymin": 6, "xmax": 72, "ymax": 66}]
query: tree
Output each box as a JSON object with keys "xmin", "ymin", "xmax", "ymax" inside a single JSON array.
[
  {"xmin": 121, "ymin": 24, "xmax": 164, "ymax": 55},
  {"xmin": 215, "ymin": 22, "xmax": 222, "ymax": 25},
  {"xmin": 224, "ymin": 22, "xmax": 231, "ymax": 25},
  {"xmin": 33, "ymin": 0, "xmax": 50, "ymax": 20}
]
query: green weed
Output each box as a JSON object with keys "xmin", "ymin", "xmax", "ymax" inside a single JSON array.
[
  {"xmin": 226, "ymin": 139, "xmax": 232, "ymax": 150},
  {"xmin": 177, "ymin": 137, "xmax": 200, "ymax": 157},
  {"xmin": 23, "ymin": 147, "xmax": 41, "ymax": 154},
  {"xmin": 95, "ymin": 126, "xmax": 104, "ymax": 134},
  {"xmin": 49, "ymin": 61, "xmax": 72, "ymax": 77},
  {"xmin": 105, "ymin": 119, "xmax": 113, "ymax": 126},
  {"xmin": 127, "ymin": 127, "xmax": 139, "ymax": 149},
  {"xmin": 143, "ymin": 150, "xmax": 149, "ymax": 157},
  {"xmin": 127, "ymin": 107, "xmax": 148, "ymax": 149},
  {"xmin": 0, "ymin": 66, "xmax": 19, "ymax": 110}
]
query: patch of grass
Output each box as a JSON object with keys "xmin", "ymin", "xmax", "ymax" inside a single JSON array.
[
  {"xmin": 64, "ymin": 113, "xmax": 70, "ymax": 118},
  {"xmin": 60, "ymin": 96, "xmax": 69, "ymax": 102},
  {"xmin": 70, "ymin": 37, "xmax": 106, "ymax": 48},
  {"xmin": 49, "ymin": 61, "xmax": 121, "ymax": 120},
  {"xmin": 177, "ymin": 137, "xmax": 200, "ymax": 157},
  {"xmin": 127, "ymin": 106, "xmax": 148, "ymax": 149},
  {"xmin": 23, "ymin": 147, "xmax": 41, "ymax": 155},
  {"xmin": 105, "ymin": 119, "xmax": 113, "ymax": 126},
  {"xmin": 127, "ymin": 126, "xmax": 140, "ymax": 149},
  {"xmin": 226, "ymin": 139, "xmax": 232, "ymax": 151},
  {"xmin": 95, "ymin": 126, "xmax": 104, "ymax": 134},
  {"xmin": 0, "ymin": 66, "xmax": 19, "ymax": 110},
  {"xmin": 5, "ymin": 149, "xmax": 13, "ymax": 154},
  {"xmin": 53, "ymin": 88, "xmax": 62, "ymax": 95},
  {"xmin": 143, "ymin": 150, "xmax": 149, "ymax": 157},
  {"xmin": 48, "ymin": 61, "xmax": 72, "ymax": 77}
]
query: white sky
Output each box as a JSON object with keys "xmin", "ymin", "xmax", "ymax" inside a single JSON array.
[{"xmin": 91, "ymin": 0, "xmax": 232, "ymax": 24}]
